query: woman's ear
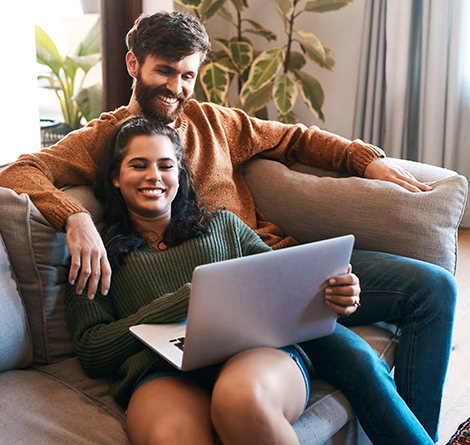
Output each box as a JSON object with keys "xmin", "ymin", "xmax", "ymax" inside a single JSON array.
[{"xmin": 113, "ymin": 177, "xmax": 120, "ymax": 188}]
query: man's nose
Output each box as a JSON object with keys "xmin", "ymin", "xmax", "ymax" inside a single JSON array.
[{"xmin": 166, "ymin": 76, "xmax": 183, "ymax": 96}]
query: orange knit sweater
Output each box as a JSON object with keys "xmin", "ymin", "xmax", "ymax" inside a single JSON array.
[{"xmin": 0, "ymin": 101, "xmax": 384, "ymax": 249}]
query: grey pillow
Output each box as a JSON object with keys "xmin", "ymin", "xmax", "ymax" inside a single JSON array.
[
  {"xmin": 0, "ymin": 186, "xmax": 102, "ymax": 365},
  {"xmin": 0, "ymin": 215, "xmax": 33, "ymax": 371},
  {"xmin": 243, "ymin": 158, "xmax": 468, "ymax": 274}
]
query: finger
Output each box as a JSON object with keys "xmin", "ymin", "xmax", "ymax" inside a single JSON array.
[
  {"xmin": 328, "ymin": 272, "xmax": 359, "ymax": 287},
  {"xmin": 86, "ymin": 255, "xmax": 102, "ymax": 300},
  {"xmin": 325, "ymin": 299, "xmax": 360, "ymax": 316},
  {"xmin": 100, "ymin": 257, "xmax": 112, "ymax": 297},
  {"xmin": 75, "ymin": 252, "xmax": 92, "ymax": 297},
  {"xmin": 68, "ymin": 252, "xmax": 82, "ymax": 286}
]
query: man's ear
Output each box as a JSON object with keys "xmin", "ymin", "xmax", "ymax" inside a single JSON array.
[{"xmin": 126, "ymin": 51, "xmax": 139, "ymax": 78}]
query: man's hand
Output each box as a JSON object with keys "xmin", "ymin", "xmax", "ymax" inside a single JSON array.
[
  {"xmin": 324, "ymin": 265, "xmax": 361, "ymax": 316},
  {"xmin": 364, "ymin": 157, "xmax": 432, "ymax": 192},
  {"xmin": 65, "ymin": 213, "xmax": 111, "ymax": 300}
]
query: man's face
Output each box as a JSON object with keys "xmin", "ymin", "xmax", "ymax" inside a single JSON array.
[{"xmin": 134, "ymin": 53, "xmax": 200, "ymax": 125}]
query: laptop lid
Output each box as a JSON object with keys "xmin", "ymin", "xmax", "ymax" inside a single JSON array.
[{"xmin": 130, "ymin": 234, "xmax": 354, "ymax": 371}]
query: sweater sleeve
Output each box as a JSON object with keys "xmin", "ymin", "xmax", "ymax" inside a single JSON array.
[
  {"xmin": 65, "ymin": 282, "xmax": 190, "ymax": 378},
  {"xmin": 195, "ymin": 102, "xmax": 385, "ymax": 176},
  {"xmin": 0, "ymin": 108, "xmax": 131, "ymax": 231}
]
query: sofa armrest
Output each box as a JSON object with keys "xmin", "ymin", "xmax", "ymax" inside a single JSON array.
[{"xmin": 243, "ymin": 158, "xmax": 468, "ymax": 274}]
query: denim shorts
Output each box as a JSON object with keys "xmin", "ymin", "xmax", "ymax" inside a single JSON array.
[{"xmin": 133, "ymin": 346, "xmax": 311, "ymax": 410}]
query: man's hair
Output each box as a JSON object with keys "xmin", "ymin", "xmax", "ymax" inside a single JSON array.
[
  {"xmin": 125, "ymin": 11, "xmax": 211, "ymax": 66},
  {"xmin": 94, "ymin": 116, "xmax": 215, "ymax": 267}
]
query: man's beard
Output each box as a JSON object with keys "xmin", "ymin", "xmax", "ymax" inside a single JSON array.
[{"xmin": 134, "ymin": 73, "xmax": 190, "ymax": 125}]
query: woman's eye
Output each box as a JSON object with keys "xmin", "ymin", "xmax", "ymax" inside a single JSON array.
[
  {"xmin": 160, "ymin": 164, "xmax": 174, "ymax": 170},
  {"xmin": 131, "ymin": 164, "xmax": 146, "ymax": 170}
]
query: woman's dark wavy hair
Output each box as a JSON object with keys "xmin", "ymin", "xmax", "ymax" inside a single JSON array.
[{"xmin": 94, "ymin": 116, "xmax": 215, "ymax": 268}]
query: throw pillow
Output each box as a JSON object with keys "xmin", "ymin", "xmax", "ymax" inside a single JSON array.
[{"xmin": 243, "ymin": 158, "xmax": 468, "ymax": 274}]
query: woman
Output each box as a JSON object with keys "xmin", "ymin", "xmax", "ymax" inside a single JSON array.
[{"xmin": 65, "ymin": 117, "xmax": 431, "ymax": 445}]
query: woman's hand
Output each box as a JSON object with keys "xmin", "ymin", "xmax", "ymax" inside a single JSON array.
[{"xmin": 324, "ymin": 265, "xmax": 361, "ymax": 316}]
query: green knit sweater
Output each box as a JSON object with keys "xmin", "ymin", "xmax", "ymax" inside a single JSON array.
[{"xmin": 65, "ymin": 211, "xmax": 314, "ymax": 407}]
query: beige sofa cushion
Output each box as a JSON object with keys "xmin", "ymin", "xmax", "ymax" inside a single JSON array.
[
  {"xmin": 0, "ymin": 232, "xmax": 32, "ymax": 371},
  {"xmin": 243, "ymin": 158, "xmax": 468, "ymax": 274},
  {"xmin": 0, "ymin": 186, "xmax": 102, "ymax": 365}
]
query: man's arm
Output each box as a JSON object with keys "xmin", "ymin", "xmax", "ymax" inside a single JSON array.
[
  {"xmin": 0, "ymin": 108, "xmax": 130, "ymax": 230},
  {"xmin": 66, "ymin": 213, "xmax": 111, "ymax": 300},
  {"xmin": 199, "ymin": 103, "xmax": 430, "ymax": 192},
  {"xmin": 0, "ymin": 108, "xmax": 131, "ymax": 298}
]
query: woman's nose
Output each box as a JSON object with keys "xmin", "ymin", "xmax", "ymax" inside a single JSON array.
[{"xmin": 147, "ymin": 165, "xmax": 161, "ymax": 182}]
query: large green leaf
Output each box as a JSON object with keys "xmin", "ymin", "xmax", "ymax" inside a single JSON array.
[
  {"xmin": 244, "ymin": 48, "xmax": 285, "ymax": 94},
  {"xmin": 278, "ymin": 111, "xmax": 298, "ymax": 124},
  {"xmin": 75, "ymin": 83, "xmax": 103, "ymax": 122},
  {"xmin": 199, "ymin": 63, "xmax": 230, "ymax": 105},
  {"xmin": 74, "ymin": 19, "xmax": 100, "ymax": 56},
  {"xmin": 244, "ymin": 20, "xmax": 277, "ymax": 42},
  {"xmin": 200, "ymin": 0, "xmax": 227, "ymax": 21},
  {"xmin": 35, "ymin": 25, "xmax": 63, "ymax": 76},
  {"xmin": 228, "ymin": 41, "xmax": 253, "ymax": 73},
  {"xmin": 63, "ymin": 56, "xmax": 79, "ymax": 85},
  {"xmin": 69, "ymin": 53, "xmax": 101, "ymax": 75},
  {"xmin": 287, "ymin": 51, "xmax": 307, "ymax": 71},
  {"xmin": 304, "ymin": 0, "xmax": 353, "ymax": 13},
  {"xmin": 297, "ymin": 30, "xmax": 326, "ymax": 65},
  {"xmin": 236, "ymin": 82, "xmax": 273, "ymax": 114},
  {"xmin": 229, "ymin": 0, "xmax": 248, "ymax": 12},
  {"xmin": 214, "ymin": 58, "xmax": 239, "ymax": 74},
  {"xmin": 273, "ymin": 73, "xmax": 297, "ymax": 114},
  {"xmin": 294, "ymin": 70, "xmax": 325, "ymax": 121},
  {"xmin": 271, "ymin": 0, "xmax": 295, "ymax": 18},
  {"xmin": 173, "ymin": 0, "xmax": 203, "ymax": 9},
  {"xmin": 217, "ymin": 6, "xmax": 235, "ymax": 24}
]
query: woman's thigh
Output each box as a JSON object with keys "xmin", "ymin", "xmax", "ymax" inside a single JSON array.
[{"xmin": 126, "ymin": 377, "xmax": 215, "ymax": 445}]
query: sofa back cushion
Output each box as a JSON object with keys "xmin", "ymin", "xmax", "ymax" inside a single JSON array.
[
  {"xmin": 0, "ymin": 231, "xmax": 33, "ymax": 371},
  {"xmin": 243, "ymin": 158, "xmax": 468, "ymax": 274},
  {"xmin": 0, "ymin": 186, "xmax": 102, "ymax": 365}
]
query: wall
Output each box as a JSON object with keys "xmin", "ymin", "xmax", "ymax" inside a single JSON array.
[{"xmin": 0, "ymin": 0, "xmax": 40, "ymax": 165}]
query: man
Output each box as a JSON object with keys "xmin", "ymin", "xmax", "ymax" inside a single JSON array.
[{"xmin": 0, "ymin": 11, "xmax": 456, "ymax": 443}]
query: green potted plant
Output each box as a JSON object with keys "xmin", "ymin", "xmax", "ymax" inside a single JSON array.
[
  {"xmin": 175, "ymin": 0, "xmax": 353, "ymax": 123},
  {"xmin": 36, "ymin": 19, "xmax": 102, "ymax": 131}
]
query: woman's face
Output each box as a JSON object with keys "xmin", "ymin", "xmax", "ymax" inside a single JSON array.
[{"xmin": 114, "ymin": 134, "xmax": 180, "ymax": 223}]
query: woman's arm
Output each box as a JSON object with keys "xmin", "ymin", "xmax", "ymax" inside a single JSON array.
[{"xmin": 65, "ymin": 282, "xmax": 190, "ymax": 378}]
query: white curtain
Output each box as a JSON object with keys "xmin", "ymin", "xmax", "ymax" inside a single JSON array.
[{"xmin": 353, "ymin": 0, "xmax": 470, "ymax": 226}]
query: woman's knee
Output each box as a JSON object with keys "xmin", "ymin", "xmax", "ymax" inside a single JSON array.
[
  {"xmin": 211, "ymin": 366, "xmax": 269, "ymax": 427},
  {"xmin": 211, "ymin": 348, "xmax": 306, "ymax": 429}
]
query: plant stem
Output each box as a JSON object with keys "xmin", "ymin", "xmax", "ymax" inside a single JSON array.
[
  {"xmin": 237, "ymin": 10, "xmax": 242, "ymax": 94},
  {"xmin": 284, "ymin": 8, "xmax": 296, "ymax": 73}
]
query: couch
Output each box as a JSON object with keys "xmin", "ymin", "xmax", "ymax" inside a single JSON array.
[{"xmin": 0, "ymin": 157, "xmax": 467, "ymax": 445}]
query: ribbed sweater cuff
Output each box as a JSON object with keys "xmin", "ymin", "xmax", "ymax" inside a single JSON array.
[{"xmin": 351, "ymin": 142, "xmax": 386, "ymax": 176}]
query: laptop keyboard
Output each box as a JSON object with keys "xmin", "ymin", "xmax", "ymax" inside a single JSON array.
[{"xmin": 169, "ymin": 337, "xmax": 185, "ymax": 351}]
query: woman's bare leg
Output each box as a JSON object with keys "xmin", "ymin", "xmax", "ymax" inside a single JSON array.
[
  {"xmin": 126, "ymin": 378, "xmax": 215, "ymax": 445},
  {"xmin": 211, "ymin": 348, "xmax": 307, "ymax": 445}
]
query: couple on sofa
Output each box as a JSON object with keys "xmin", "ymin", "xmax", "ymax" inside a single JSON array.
[{"xmin": 0, "ymin": 10, "xmax": 456, "ymax": 445}]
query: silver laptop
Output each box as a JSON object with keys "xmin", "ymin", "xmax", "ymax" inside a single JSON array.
[{"xmin": 129, "ymin": 234, "xmax": 354, "ymax": 371}]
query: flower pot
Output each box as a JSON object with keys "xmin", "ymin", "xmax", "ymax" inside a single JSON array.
[{"xmin": 40, "ymin": 119, "xmax": 73, "ymax": 148}]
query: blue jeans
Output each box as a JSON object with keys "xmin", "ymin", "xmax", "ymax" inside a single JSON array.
[{"xmin": 299, "ymin": 250, "xmax": 457, "ymax": 445}]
